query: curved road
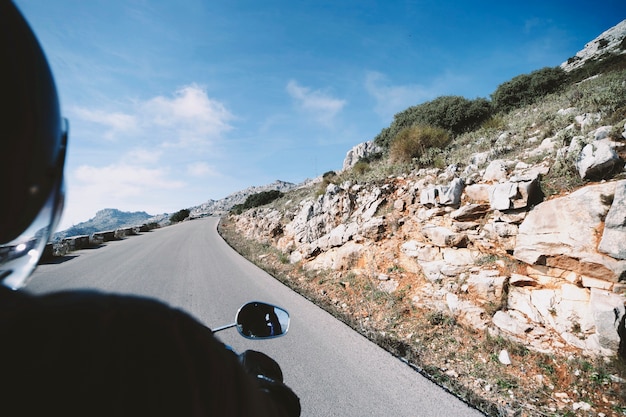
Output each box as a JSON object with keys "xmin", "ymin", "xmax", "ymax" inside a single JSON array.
[{"xmin": 28, "ymin": 217, "xmax": 483, "ymax": 417}]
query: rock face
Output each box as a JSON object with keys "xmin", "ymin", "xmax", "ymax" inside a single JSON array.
[
  {"xmin": 514, "ymin": 180, "xmax": 626, "ymax": 282},
  {"xmin": 229, "ymin": 105, "xmax": 626, "ymax": 358},
  {"xmin": 576, "ymin": 140, "xmax": 621, "ymax": 179},
  {"xmin": 342, "ymin": 141, "xmax": 383, "ymax": 171},
  {"xmin": 599, "ymin": 182, "xmax": 626, "ymax": 260}
]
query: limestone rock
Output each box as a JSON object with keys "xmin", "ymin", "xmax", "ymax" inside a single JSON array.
[
  {"xmin": 514, "ymin": 180, "xmax": 626, "ymax": 282},
  {"xmin": 400, "ymin": 240, "xmax": 441, "ymax": 262},
  {"xmin": 492, "ymin": 311, "xmax": 533, "ymax": 336},
  {"xmin": 508, "ymin": 287, "xmax": 543, "ymax": 324},
  {"xmin": 418, "ymin": 260, "xmax": 446, "ymax": 283},
  {"xmin": 576, "ymin": 140, "xmax": 621, "ymax": 179},
  {"xmin": 467, "ymin": 270, "xmax": 507, "ymax": 303},
  {"xmin": 598, "ymin": 181, "xmax": 626, "ymax": 260},
  {"xmin": 483, "ymin": 160, "xmax": 510, "ymax": 182},
  {"xmin": 509, "ymin": 274, "xmax": 537, "ymax": 287},
  {"xmin": 442, "ymin": 248, "xmax": 476, "ymax": 266},
  {"xmin": 422, "ymin": 225, "xmax": 467, "ymax": 248},
  {"xmin": 498, "ymin": 349, "xmax": 512, "ymax": 365},
  {"xmin": 590, "ymin": 288, "xmax": 626, "ymax": 352},
  {"xmin": 227, "ymin": 98, "xmax": 626, "ymax": 357},
  {"xmin": 304, "ymin": 241, "xmax": 364, "ymax": 271},
  {"xmin": 420, "ymin": 178, "xmax": 464, "ymax": 207},
  {"xmin": 464, "ymin": 184, "xmax": 491, "ymax": 202},
  {"xmin": 342, "ymin": 140, "xmax": 382, "ymax": 171},
  {"xmin": 490, "ymin": 182, "xmax": 517, "ymax": 210},
  {"xmin": 439, "ymin": 178, "xmax": 464, "ymax": 207},
  {"xmin": 482, "ymin": 221, "xmax": 518, "ymax": 251},
  {"xmin": 489, "ymin": 177, "xmax": 543, "ymax": 211},
  {"xmin": 289, "ymin": 250, "xmax": 304, "ymax": 264},
  {"xmin": 450, "ymin": 203, "xmax": 490, "ymax": 221}
]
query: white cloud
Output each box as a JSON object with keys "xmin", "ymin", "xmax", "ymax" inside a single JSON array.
[
  {"xmin": 58, "ymin": 85, "xmax": 237, "ymax": 230},
  {"xmin": 74, "ymin": 163, "xmax": 185, "ymax": 198},
  {"xmin": 286, "ymin": 80, "xmax": 346, "ymax": 127},
  {"xmin": 57, "ymin": 162, "xmax": 187, "ymax": 230},
  {"xmin": 141, "ymin": 84, "xmax": 234, "ymax": 146},
  {"xmin": 71, "ymin": 107, "xmax": 138, "ymax": 140},
  {"xmin": 123, "ymin": 148, "xmax": 163, "ymax": 164},
  {"xmin": 71, "ymin": 84, "xmax": 234, "ymax": 148},
  {"xmin": 187, "ymin": 162, "xmax": 218, "ymax": 177}
]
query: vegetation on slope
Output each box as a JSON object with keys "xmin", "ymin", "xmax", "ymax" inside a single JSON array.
[{"xmin": 230, "ymin": 190, "xmax": 284, "ymax": 215}]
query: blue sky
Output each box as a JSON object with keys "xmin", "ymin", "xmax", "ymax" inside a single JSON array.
[{"xmin": 13, "ymin": 0, "xmax": 625, "ymax": 230}]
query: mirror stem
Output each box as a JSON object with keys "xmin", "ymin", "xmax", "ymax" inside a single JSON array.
[{"xmin": 212, "ymin": 322, "xmax": 237, "ymax": 334}]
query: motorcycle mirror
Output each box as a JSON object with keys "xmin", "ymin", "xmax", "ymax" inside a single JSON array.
[{"xmin": 236, "ymin": 301, "xmax": 290, "ymax": 339}]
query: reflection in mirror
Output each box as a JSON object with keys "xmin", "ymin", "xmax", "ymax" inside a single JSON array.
[{"xmin": 236, "ymin": 302, "xmax": 290, "ymax": 339}]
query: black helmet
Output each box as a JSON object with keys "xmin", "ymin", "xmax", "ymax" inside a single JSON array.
[{"xmin": 0, "ymin": 1, "xmax": 67, "ymax": 289}]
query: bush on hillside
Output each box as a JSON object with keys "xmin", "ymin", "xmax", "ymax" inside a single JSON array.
[
  {"xmin": 491, "ymin": 67, "xmax": 568, "ymax": 114},
  {"xmin": 352, "ymin": 160, "xmax": 371, "ymax": 175},
  {"xmin": 313, "ymin": 170, "xmax": 340, "ymax": 196},
  {"xmin": 170, "ymin": 209, "xmax": 190, "ymax": 223},
  {"xmin": 389, "ymin": 124, "xmax": 451, "ymax": 164},
  {"xmin": 230, "ymin": 190, "xmax": 284, "ymax": 215},
  {"xmin": 374, "ymin": 96, "xmax": 492, "ymax": 149}
]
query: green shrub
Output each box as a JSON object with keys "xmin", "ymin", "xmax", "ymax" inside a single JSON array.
[
  {"xmin": 481, "ymin": 115, "xmax": 507, "ymax": 130},
  {"xmin": 491, "ymin": 66, "xmax": 568, "ymax": 113},
  {"xmin": 352, "ymin": 160, "xmax": 371, "ymax": 175},
  {"xmin": 230, "ymin": 190, "xmax": 284, "ymax": 214},
  {"xmin": 569, "ymin": 53, "xmax": 626, "ymax": 83},
  {"xmin": 170, "ymin": 209, "xmax": 190, "ymax": 223},
  {"xmin": 323, "ymin": 170, "xmax": 338, "ymax": 184},
  {"xmin": 389, "ymin": 124, "xmax": 451, "ymax": 164},
  {"xmin": 374, "ymin": 96, "xmax": 492, "ymax": 149}
]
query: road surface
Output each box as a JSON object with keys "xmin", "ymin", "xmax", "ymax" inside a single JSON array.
[{"xmin": 28, "ymin": 217, "xmax": 484, "ymax": 417}]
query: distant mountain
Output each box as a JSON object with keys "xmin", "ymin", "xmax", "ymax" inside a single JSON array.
[
  {"xmin": 54, "ymin": 209, "xmax": 159, "ymax": 240},
  {"xmin": 189, "ymin": 180, "xmax": 298, "ymax": 218},
  {"xmin": 53, "ymin": 180, "xmax": 299, "ymax": 240}
]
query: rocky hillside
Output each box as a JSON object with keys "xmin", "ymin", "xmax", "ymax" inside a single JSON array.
[
  {"xmin": 224, "ymin": 21, "xmax": 626, "ymax": 364},
  {"xmin": 221, "ymin": 31, "xmax": 626, "ymax": 411},
  {"xmin": 190, "ymin": 180, "xmax": 298, "ymax": 217}
]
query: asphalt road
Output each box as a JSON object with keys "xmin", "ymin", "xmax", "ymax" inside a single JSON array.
[{"xmin": 28, "ymin": 217, "xmax": 484, "ymax": 417}]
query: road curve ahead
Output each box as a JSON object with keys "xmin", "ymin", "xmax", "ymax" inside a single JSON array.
[{"xmin": 29, "ymin": 217, "xmax": 484, "ymax": 417}]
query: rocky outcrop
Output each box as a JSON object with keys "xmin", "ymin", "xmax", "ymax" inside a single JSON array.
[
  {"xmin": 514, "ymin": 180, "xmax": 626, "ymax": 282},
  {"xmin": 342, "ymin": 141, "xmax": 383, "ymax": 171},
  {"xmin": 576, "ymin": 139, "xmax": 622, "ymax": 179}
]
